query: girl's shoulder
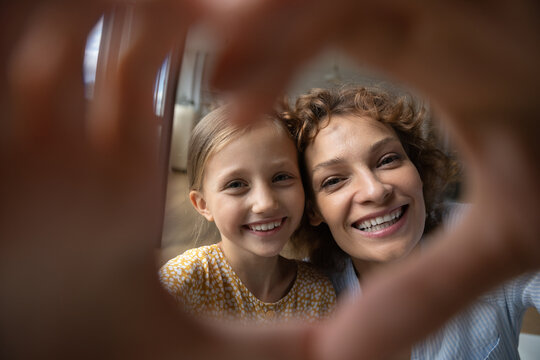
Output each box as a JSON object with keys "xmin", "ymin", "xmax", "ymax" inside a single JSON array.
[
  {"xmin": 158, "ymin": 244, "xmax": 224, "ymax": 290},
  {"xmin": 295, "ymin": 260, "xmax": 337, "ymax": 296},
  {"xmin": 162, "ymin": 244, "xmax": 222, "ymax": 269}
]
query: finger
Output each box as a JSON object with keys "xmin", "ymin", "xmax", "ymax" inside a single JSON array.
[
  {"xmin": 83, "ymin": 1, "xmax": 200, "ymax": 252},
  {"xmin": 349, "ymin": 0, "xmax": 540, "ymax": 122},
  {"xmin": 313, "ymin": 207, "xmax": 530, "ymax": 360},
  {"xmin": 213, "ymin": 0, "xmax": 540, "ymax": 124},
  {"xmin": 210, "ymin": 0, "xmax": 418, "ymax": 88},
  {"xmin": 1, "ymin": 1, "xmax": 111, "ymax": 257},
  {"xmin": 210, "ymin": 0, "xmax": 419, "ymax": 122},
  {"xmin": 7, "ymin": 1, "xmax": 107, "ymax": 149},
  {"xmin": 88, "ymin": 0, "xmax": 199, "ymax": 154},
  {"xmin": 212, "ymin": 0, "xmax": 334, "ymax": 91}
]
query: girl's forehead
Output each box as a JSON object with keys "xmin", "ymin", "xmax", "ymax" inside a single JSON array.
[
  {"xmin": 202, "ymin": 123, "xmax": 299, "ymax": 183},
  {"xmin": 213, "ymin": 118, "xmax": 284, "ymax": 150},
  {"xmin": 213, "ymin": 120, "xmax": 294, "ymax": 158}
]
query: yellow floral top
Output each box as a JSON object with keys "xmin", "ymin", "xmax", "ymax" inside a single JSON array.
[{"xmin": 159, "ymin": 244, "xmax": 336, "ymax": 323}]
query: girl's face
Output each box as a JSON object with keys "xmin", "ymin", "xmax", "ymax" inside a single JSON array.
[
  {"xmin": 191, "ymin": 121, "xmax": 304, "ymax": 260},
  {"xmin": 305, "ymin": 115, "xmax": 425, "ymax": 265}
]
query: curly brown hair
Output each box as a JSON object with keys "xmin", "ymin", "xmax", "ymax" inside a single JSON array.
[{"xmin": 281, "ymin": 86, "xmax": 460, "ymax": 270}]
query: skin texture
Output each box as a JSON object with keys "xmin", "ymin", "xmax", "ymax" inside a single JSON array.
[
  {"xmin": 1, "ymin": 0, "xmax": 539, "ymax": 359},
  {"xmin": 305, "ymin": 115, "xmax": 425, "ymax": 274}
]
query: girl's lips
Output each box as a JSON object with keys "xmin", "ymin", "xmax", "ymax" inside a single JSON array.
[
  {"xmin": 243, "ymin": 217, "xmax": 286, "ymax": 235},
  {"xmin": 352, "ymin": 205, "xmax": 408, "ymax": 238}
]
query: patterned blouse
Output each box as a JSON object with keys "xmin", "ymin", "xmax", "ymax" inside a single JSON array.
[{"xmin": 159, "ymin": 244, "xmax": 336, "ymax": 323}]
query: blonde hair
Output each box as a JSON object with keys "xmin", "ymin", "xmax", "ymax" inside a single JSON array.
[{"xmin": 188, "ymin": 105, "xmax": 237, "ymax": 192}]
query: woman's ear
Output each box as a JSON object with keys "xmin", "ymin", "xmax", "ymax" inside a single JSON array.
[{"xmin": 189, "ymin": 190, "xmax": 214, "ymax": 222}]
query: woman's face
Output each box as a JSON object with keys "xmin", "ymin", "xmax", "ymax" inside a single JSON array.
[{"xmin": 304, "ymin": 114, "xmax": 426, "ymax": 266}]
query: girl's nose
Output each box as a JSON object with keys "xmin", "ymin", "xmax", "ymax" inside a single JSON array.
[
  {"xmin": 352, "ymin": 171, "xmax": 392, "ymax": 205},
  {"xmin": 251, "ymin": 185, "xmax": 279, "ymax": 214}
]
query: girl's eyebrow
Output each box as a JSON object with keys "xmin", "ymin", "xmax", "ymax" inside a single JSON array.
[
  {"xmin": 216, "ymin": 158, "xmax": 298, "ymax": 180},
  {"xmin": 311, "ymin": 136, "xmax": 399, "ymax": 174}
]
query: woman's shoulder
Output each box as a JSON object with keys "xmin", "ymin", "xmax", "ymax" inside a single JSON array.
[
  {"xmin": 415, "ymin": 272, "xmax": 540, "ymax": 359},
  {"xmin": 441, "ymin": 201, "xmax": 471, "ymax": 231},
  {"xmin": 325, "ymin": 257, "xmax": 361, "ymax": 297},
  {"xmin": 489, "ymin": 270, "xmax": 540, "ymax": 307}
]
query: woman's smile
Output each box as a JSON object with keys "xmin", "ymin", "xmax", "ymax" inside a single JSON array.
[
  {"xmin": 351, "ymin": 205, "xmax": 408, "ymax": 238},
  {"xmin": 305, "ymin": 115, "xmax": 425, "ymax": 263}
]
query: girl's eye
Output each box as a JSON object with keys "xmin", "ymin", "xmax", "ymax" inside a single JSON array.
[
  {"xmin": 378, "ymin": 154, "xmax": 401, "ymax": 167},
  {"xmin": 225, "ymin": 180, "xmax": 246, "ymax": 189},
  {"xmin": 273, "ymin": 173, "xmax": 293, "ymax": 182},
  {"xmin": 321, "ymin": 177, "xmax": 343, "ymax": 189}
]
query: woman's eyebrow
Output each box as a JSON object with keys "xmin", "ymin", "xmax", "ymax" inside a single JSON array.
[
  {"xmin": 311, "ymin": 157, "xmax": 346, "ymax": 174},
  {"xmin": 311, "ymin": 136, "xmax": 399, "ymax": 174},
  {"xmin": 369, "ymin": 137, "xmax": 400, "ymax": 153}
]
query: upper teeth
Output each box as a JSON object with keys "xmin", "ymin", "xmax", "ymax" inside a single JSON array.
[
  {"xmin": 249, "ymin": 220, "xmax": 282, "ymax": 231},
  {"xmin": 356, "ymin": 207, "xmax": 403, "ymax": 231}
]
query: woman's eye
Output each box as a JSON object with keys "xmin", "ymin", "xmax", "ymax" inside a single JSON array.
[
  {"xmin": 273, "ymin": 173, "xmax": 293, "ymax": 182},
  {"xmin": 378, "ymin": 154, "xmax": 401, "ymax": 167},
  {"xmin": 321, "ymin": 177, "xmax": 342, "ymax": 189}
]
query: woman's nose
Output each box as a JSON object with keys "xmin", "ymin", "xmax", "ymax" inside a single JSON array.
[
  {"xmin": 251, "ymin": 185, "xmax": 279, "ymax": 213},
  {"xmin": 352, "ymin": 171, "xmax": 392, "ymax": 204}
]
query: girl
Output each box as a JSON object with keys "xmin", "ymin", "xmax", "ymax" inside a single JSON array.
[
  {"xmin": 159, "ymin": 105, "xmax": 336, "ymax": 324},
  {"xmin": 287, "ymin": 86, "xmax": 540, "ymax": 359}
]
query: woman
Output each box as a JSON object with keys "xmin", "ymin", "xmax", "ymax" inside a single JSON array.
[{"xmin": 287, "ymin": 86, "xmax": 540, "ymax": 359}]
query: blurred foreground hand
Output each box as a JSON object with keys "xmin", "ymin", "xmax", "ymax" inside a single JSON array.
[
  {"xmin": 1, "ymin": 0, "xmax": 539, "ymax": 359},
  {"xmin": 213, "ymin": 0, "xmax": 540, "ymax": 358}
]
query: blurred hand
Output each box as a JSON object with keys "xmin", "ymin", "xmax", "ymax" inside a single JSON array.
[
  {"xmin": 214, "ymin": 0, "xmax": 540, "ymax": 121},
  {"xmin": 0, "ymin": 0, "xmax": 210, "ymax": 358},
  {"xmin": 2, "ymin": 0, "xmax": 539, "ymax": 359},
  {"xmin": 213, "ymin": 0, "xmax": 540, "ymax": 358},
  {"xmin": 1, "ymin": 2, "xmax": 316, "ymax": 360}
]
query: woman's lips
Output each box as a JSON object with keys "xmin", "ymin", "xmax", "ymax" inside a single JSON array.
[{"xmin": 352, "ymin": 205, "xmax": 408, "ymax": 237}]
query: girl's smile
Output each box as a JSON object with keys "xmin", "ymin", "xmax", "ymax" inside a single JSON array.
[
  {"xmin": 191, "ymin": 120, "xmax": 305, "ymax": 260},
  {"xmin": 243, "ymin": 217, "xmax": 287, "ymax": 235}
]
